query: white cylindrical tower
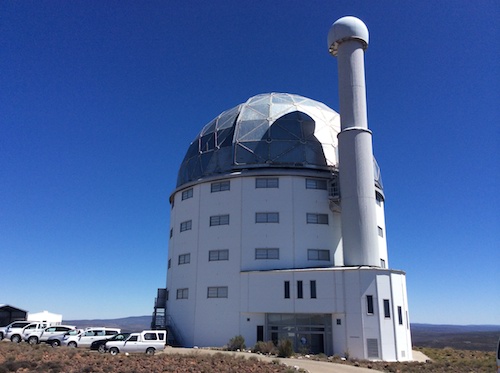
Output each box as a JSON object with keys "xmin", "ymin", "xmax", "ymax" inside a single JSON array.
[{"xmin": 328, "ymin": 16, "xmax": 379, "ymax": 266}]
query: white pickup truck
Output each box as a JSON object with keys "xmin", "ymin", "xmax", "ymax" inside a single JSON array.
[{"xmin": 106, "ymin": 330, "xmax": 167, "ymax": 355}]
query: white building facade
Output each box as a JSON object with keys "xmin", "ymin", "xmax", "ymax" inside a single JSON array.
[{"xmin": 158, "ymin": 91, "xmax": 412, "ymax": 361}]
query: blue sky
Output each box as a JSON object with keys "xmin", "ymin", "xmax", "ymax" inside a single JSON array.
[{"xmin": 1, "ymin": 1, "xmax": 498, "ymax": 324}]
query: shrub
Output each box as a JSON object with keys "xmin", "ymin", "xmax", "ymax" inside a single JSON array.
[
  {"xmin": 227, "ymin": 335, "xmax": 246, "ymax": 351},
  {"xmin": 252, "ymin": 341, "xmax": 277, "ymax": 355},
  {"xmin": 277, "ymin": 339, "xmax": 294, "ymax": 358}
]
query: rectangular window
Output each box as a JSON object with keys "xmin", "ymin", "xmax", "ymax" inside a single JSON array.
[
  {"xmin": 380, "ymin": 259, "xmax": 386, "ymax": 268},
  {"xmin": 367, "ymin": 295, "xmax": 374, "ymax": 314},
  {"xmin": 310, "ymin": 280, "xmax": 317, "ymax": 299},
  {"xmin": 178, "ymin": 253, "xmax": 190, "ymax": 265},
  {"xmin": 336, "ymin": 318, "xmax": 341, "ymax": 325},
  {"xmin": 376, "ymin": 192, "xmax": 383, "ymax": 206},
  {"xmin": 181, "ymin": 188, "xmax": 193, "ymax": 200},
  {"xmin": 398, "ymin": 306, "xmax": 403, "ymax": 325},
  {"xmin": 297, "ymin": 280, "xmax": 303, "ymax": 299},
  {"xmin": 180, "ymin": 220, "xmax": 192, "ymax": 232},
  {"xmin": 306, "ymin": 213, "xmax": 328, "ymax": 224},
  {"xmin": 210, "ymin": 214, "xmax": 229, "ymax": 226},
  {"xmin": 207, "ymin": 286, "xmax": 228, "ymax": 298},
  {"xmin": 255, "ymin": 248, "xmax": 279, "ymax": 259},
  {"xmin": 378, "ymin": 226, "xmax": 384, "ymax": 237},
  {"xmin": 209, "ymin": 249, "xmax": 229, "ymax": 261},
  {"xmin": 306, "ymin": 178, "xmax": 327, "ymax": 190},
  {"xmin": 211, "ymin": 180, "xmax": 230, "ymax": 193},
  {"xmin": 176, "ymin": 288, "xmax": 188, "ymax": 299},
  {"xmin": 384, "ymin": 299, "xmax": 391, "ymax": 318},
  {"xmin": 169, "ymin": 228, "xmax": 173, "ymax": 238},
  {"xmin": 307, "ymin": 249, "xmax": 330, "ymax": 261},
  {"xmin": 256, "ymin": 177, "xmax": 279, "ymax": 188},
  {"xmin": 255, "ymin": 212, "xmax": 279, "ymax": 223},
  {"xmin": 167, "ymin": 258, "xmax": 171, "ymax": 269},
  {"xmin": 284, "ymin": 281, "xmax": 290, "ymax": 299}
]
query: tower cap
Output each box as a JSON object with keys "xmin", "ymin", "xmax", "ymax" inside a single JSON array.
[{"xmin": 328, "ymin": 16, "xmax": 369, "ymax": 56}]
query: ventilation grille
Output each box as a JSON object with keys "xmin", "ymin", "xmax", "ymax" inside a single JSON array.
[{"xmin": 367, "ymin": 338, "xmax": 379, "ymax": 358}]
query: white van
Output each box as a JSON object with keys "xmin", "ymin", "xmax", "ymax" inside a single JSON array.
[{"xmin": 62, "ymin": 327, "xmax": 121, "ymax": 348}]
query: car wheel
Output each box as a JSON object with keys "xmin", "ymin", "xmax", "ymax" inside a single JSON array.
[
  {"xmin": 51, "ymin": 340, "xmax": 61, "ymax": 347},
  {"xmin": 98, "ymin": 344, "xmax": 106, "ymax": 354},
  {"xmin": 109, "ymin": 347, "xmax": 119, "ymax": 356},
  {"xmin": 68, "ymin": 341, "xmax": 77, "ymax": 348},
  {"xmin": 11, "ymin": 335, "xmax": 21, "ymax": 343},
  {"xmin": 146, "ymin": 347, "xmax": 155, "ymax": 355},
  {"xmin": 28, "ymin": 336, "xmax": 38, "ymax": 345}
]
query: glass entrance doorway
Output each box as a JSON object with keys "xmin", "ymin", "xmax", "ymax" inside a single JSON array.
[{"xmin": 266, "ymin": 313, "xmax": 332, "ymax": 355}]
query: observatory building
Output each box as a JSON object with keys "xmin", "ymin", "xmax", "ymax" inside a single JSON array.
[{"xmin": 153, "ymin": 17, "xmax": 412, "ymax": 361}]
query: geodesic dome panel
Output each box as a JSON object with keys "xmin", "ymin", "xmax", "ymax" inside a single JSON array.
[{"xmin": 177, "ymin": 92, "xmax": 382, "ymax": 189}]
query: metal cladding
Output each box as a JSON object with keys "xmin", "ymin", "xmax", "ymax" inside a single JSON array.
[{"xmin": 329, "ymin": 17, "xmax": 380, "ymax": 267}]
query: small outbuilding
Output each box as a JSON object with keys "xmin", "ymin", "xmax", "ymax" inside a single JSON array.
[
  {"xmin": 0, "ymin": 304, "xmax": 27, "ymax": 326},
  {"xmin": 27, "ymin": 310, "xmax": 62, "ymax": 325}
]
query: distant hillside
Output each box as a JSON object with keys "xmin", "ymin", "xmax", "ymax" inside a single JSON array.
[
  {"xmin": 63, "ymin": 315, "xmax": 151, "ymax": 332},
  {"xmin": 411, "ymin": 323, "xmax": 500, "ymax": 351}
]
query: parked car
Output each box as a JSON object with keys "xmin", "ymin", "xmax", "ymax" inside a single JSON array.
[
  {"xmin": 106, "ymin": 330, "xmax": 166, "ymax": 355},
  {"xmin": 23, "ymin": 325, "xmax": 76, "ymax": 345},
  {"xmin": 62, "ymin": 327, "xmax": 121, "ymax": 348},
  {"xmin": 47, "ymin": 329, "xmax": 82, "ymax": 347},
  {"xmin": 2, "ymin": 321, "xmax": 36, "ymax": 343},
  {"xmin": 90, "ymin": 332, "xmax": 131, "ymax": 353}
]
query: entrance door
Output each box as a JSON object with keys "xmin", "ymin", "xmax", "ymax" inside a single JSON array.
[{"xmin": 310, "ymin": 334, "xmax": 324, "ymax": 354}]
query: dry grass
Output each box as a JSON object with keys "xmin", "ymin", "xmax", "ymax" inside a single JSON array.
[
  {"xmin": 324, "ymin": 346, "xmax": 496, "ymax": 372},
  {"xmin": 0, "ymin": 342, "xmax": 296, "ymax": 373},
  {"xmin": 0, "ymin": 342, "xmax": 497, "ymax": 373}
]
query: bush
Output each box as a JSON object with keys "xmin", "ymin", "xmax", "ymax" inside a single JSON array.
[
  {"xmin": 277, "ymin": 339, "xmax": 294, "ymax": 358},
  {"xmin": 227, "ymin": 335, "xmax": 246, "ymax": 351},
  {"xmin": 252, "ymin": 341, "xmax": 277, "ymax": 355}
]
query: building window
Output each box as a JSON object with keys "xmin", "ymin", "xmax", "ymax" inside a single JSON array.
[
  {"xmin": 207, "ymin": 286, "xmax": 228, "ymax": 298},
  {"xmin": 176, "ymin": 288, "xmax": 188, "ymax": 299},
  {"xmin": 378, "ymin": 226, "xmax": 384, "ymax": 237},
  {"xmin": 284, "ymin": 281, "xmax": 290, "ymax": 299},
  {"xmin": 178, "ymin": 253, "xmax": 190, "ymax": 265},
  {"xmin": 167, "ymin": 259, "xmax": 171, "ymax": 269},
  {"xmin": 306, "ymin": 213, "xmax": 328, "ymax": 224},
  {"xmin": 256, "ymin": 177, "xmax": 279, "ymax": 188},
  {"xmin": 384, "ymin": 299, "xmax": 391, "ymax": 318},
  {"xmin": 209, "ymin": 249, "xmax": 229, "ymax": 261},
  {"xmin": 255, "ymin": 212, "xmax": 279, "ymax": 223},
  {"xmin": 180, "ymin": 220, "xmax": 192, "ymax": 232},
  {"xmin": 336, "ymin": 318, "xmax": 341, "ymax": 325},
  {"xmin": 398, "ymin": 306, "xmax": 403, "ymax": 325},
  {"xmin": 367, "ymin": 295, "xmax": 374, "ymax": 315},
  {"xmin": 376, "ymin": 192, "xmax": 383, "ymax": 206},
  {"xmin": 297, "ymin": 281, "xmax": 303, "ymax": 299},
  {"xmin": 211, "ymin": 180, "xmax": 230, "ymax": 193},
  {"xmin": 310, "ymin": 280, "xmax": 317, "ymax": 299},
  {"xmin": 307, "ymin": 249, "xmax": 330, "ymax": 261},
  {"xmin": 181, "ymin": 188, "xmax": 193, "ymax": 200},
  {"xmin": 255, "ymin": 248, "xmax": 279, "ymax": 259},
  {"xmin": 306, "ymin": 178, "xmax": 327, "ymax": 190},
  {"xmin": 210, "ymin": 214, "xmax": 229, "ymax": 226},
  {"xmin": 170, "ymin": 228, "xmax": 173, "ymax": 238},
  {"xmin": 380, "ymin": 259, "xmax": 386, "ymax": 268}
]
